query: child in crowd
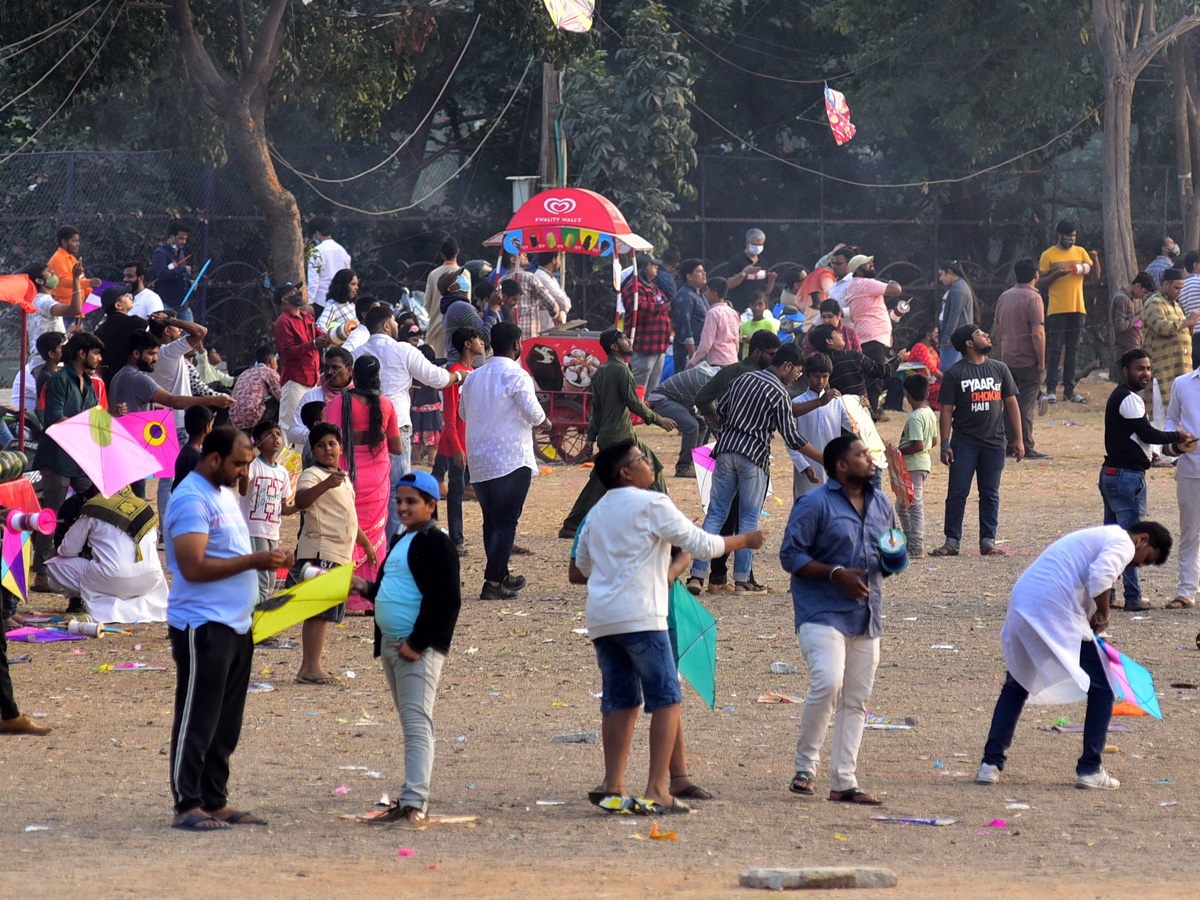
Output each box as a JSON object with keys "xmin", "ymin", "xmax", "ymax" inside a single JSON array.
[
  {"xmin": 739, "ymin": 291, "xmax": 778, "ymax": 358},
  {"xmin": 173, "ymin": 405, "xmax": 213, "ymax": 490},
  {"xmin": 410, "ymin": 344, "xmax": 443, "ymax": 468},
  {"xmin": 437, "ymin": 326, "xmax": 483, "ymax": 551},
  {"xmin": 481, "ymin": 284, "xmax": 505, "ymax": 335},
  {"xmin": 897, "ymin": 374, "xmax": 938, "ymax": 557},
  {"xmin": 789, "ymin": 353, "xmax": 855, "ymax": 500},
  {"xmin": 239, "ymin": 420, "xmax": 293, "ymax": 602},
  {"xmin": 353, "ymin": 470, "xmax": 461, "ymax": 830},
  {"xmin": 803, "ymin": 298, "xmax": 862, "ymax": 355},
  {"xmin": 299, "ymin": 400, "xmax": 326, "ymax": 469},
  {"xmin": 292, "ymin": 423, "xmax": 375, "ymax": 685}
]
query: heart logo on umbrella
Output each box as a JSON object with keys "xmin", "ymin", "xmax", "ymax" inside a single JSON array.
[{"xmin": 543, "ymin": 197, "xmax": 577, "ymax": 215}]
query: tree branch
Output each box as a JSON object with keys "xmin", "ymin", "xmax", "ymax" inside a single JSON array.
[
  {"xmin": 169, "ymin": 0, "xmax": 230, "ymax": 104},
  {"xmin": 244, "ymin": 0, "xmax": 293, "ymax": 96},
  {"xmin": 236, "ymin": 0, "xmax": 251, "ymax": 71},
  {"xmin": 1129, "ymin": 13, "xmax": 1200, "ymax": 74}
]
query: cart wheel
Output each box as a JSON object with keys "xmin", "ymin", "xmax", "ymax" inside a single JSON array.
[{"xmin": 534, "ymin": 398, "xmax": 588, "ymax": 465}]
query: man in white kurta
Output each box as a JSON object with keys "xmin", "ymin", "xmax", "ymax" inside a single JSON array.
[
  {"xmin": 976, "ymin": 523, "xmax": 1171, "ymax": 791},
  {"xmin": 46, "ymin": 490, "xmax": 168, "ymax": 624}
]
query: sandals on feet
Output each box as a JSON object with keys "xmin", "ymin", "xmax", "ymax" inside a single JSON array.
[
  {"xmin": 670, "ymin": 774, "xmax": 713, "ymax": 800},
  {"xmin": 1166, "ymin": 597, "xmax": 1196, "ymax": 609},
  {"xmin": 172, "ymin": 814, "xmax": 230, "ymax": 831},
  {"xmin": 929, "ymin": 545, "xmax": 959, "ymax": 557},
  {"xmin": 828, "ymin": 788, "xmax": 882, "ymax": 805},
  {"xmin": 789, "ymin": 772, "xmax": 815, "ymax": 795},
  {"xmin": 685, "ymin": 577, "xmax": 704, "ymax": 596},
  {"xmin": 632, "ymin": 796, "xmax": 691, "ymax": 816}
]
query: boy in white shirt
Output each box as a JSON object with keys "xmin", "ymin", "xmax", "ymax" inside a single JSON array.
[
  {"xmin": 238, "ymin": 421, "xmax": 293, "ymax": 601},
  {"xmin": 574, "ymin": 438, "xmax": 765, "ymax": 814},
  {"xmin": 789, "ymin": 352, "xmax": 854, "ymax": 499}
]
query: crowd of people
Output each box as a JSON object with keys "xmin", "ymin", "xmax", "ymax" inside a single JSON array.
[{"xmin": 2, "ymin": 216, "xmax": 1200, "ymax": 830}]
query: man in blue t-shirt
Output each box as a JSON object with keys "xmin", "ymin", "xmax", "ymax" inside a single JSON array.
[{"xmin": 164, "ymin": 425, "xmax": 290, "ymax": 832}]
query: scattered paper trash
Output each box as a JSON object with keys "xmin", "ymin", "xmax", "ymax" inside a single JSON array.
[
  {"xmin": 398, "ymin": 847, "xmax": 415, "ymax": 857},
  {"xmin": 333, "ymin": 785, "xmax": 349, "ymax": 795},
  {"xmin": 869, "ymin": 816, "xmax": 956, "ymax": 826},
  {"xmin": 248, "ymin": 682, "xmax": 275, "ymax": 692},
  {"xmin": 757, "ymin": 693, "xmax": 804, "ymax": 704},
  {"xmin": 1005, "ymin": 803, "xmax": 1030, "ymax": 810},
  {"xmin": 769, "ymin": 661, "xmax": 798, "ymax": 675},
  {"xmin": 552, "ymin": 731, "xmax": 597, "ymax": 743},
  {"xmin": 648, "ymin": 821, "xmax": 677, "ymax": 841},
  {"xmin": 1160, "ymin": 801, "xmax": 1178, "ymax": 807},
  {"xmin": 344, "ymin": 670, "xmax": 356, "ymax": 679},
  {"xmin": 987, "ymin": 819, "xmax": 1006, "ymax": 828},
  {"xmin": 930, "ymin": 644, "xmax": 955, "ymax": 650},
  {"xmin": 536, "ymin": 800, "xmax": 565, "ymax": 806},
  {"xmin": 365, "ymin": 771, "xmax": 382, "ymax": 778},
  {"xmin": 24, "ymin": 825, "xmax": 50, "ymax": 832}
]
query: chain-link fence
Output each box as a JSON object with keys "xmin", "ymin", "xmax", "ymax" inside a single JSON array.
[{"xmin": 0, "ymin": 147, "xmax": 1189, "ymax": 379}]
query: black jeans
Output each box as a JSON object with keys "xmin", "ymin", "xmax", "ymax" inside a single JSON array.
[
  {"xmin": 473, "ymin": 467, "xmax": 531, "ymax": 583},
  {"xmin": 982, "ymin": 640, "xmax": 1113, "ymax": 776},
  {"xmin": 169, "ymin": 622, "xmax": 254, "ymax": 813},
  {"xmin": 434, "ymin": 454, "xmax": 467, "ymax": 546},
  {"xmin": 861, "ymin": 340, "xmax": 891, "ymax": 415},
  {"xmin": 0, "ymin": 625, "xmax": 21, "ymax": 720},
  {"xmin": 1045, "ymin": 312, "xmax": 1085, "ymax": 397},
  {"xmin": 1005, "ymin": 365, "xmax": 1041, "ymax": 453}
]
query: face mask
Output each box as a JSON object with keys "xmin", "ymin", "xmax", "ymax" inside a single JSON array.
[
  {"xmin": 1169, "ymin": 246, "xmax": 1179, "ymax": 258},
  {"xmin": 43, "ymin": 272, "xmax": 59, "ymax": 290},
  {"xmin": 748, "ymin": 244, "xmax": 764, "ymax": 255},
  {"xmin": 455, "ymin": 274, "xmax": 470, "ymax": 293}
]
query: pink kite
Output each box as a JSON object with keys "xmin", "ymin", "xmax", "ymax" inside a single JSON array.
[
  {"xmin": 824, "ymin": 83, "xmax": 856, "ymax": 146},
  {"xmin": 117, "ymin": 409, "xmax": 180, "ymax": 479},
  {"xmin": 45, "ymin": 407, "xmax": 161, "ymax": 497}
]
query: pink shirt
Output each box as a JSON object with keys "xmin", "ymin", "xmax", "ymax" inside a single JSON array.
[
  {"xmin": 691, "ymin": 303, "xmax": 741, "ymax": 366},
  {"xmin": 843, "ymin": 278, "xmax": 893, "ymax": 347}
]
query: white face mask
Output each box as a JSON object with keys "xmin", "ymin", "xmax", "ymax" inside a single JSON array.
[{"xmin": 748, "ymin": 244, "xmax": 764, "ymax": 255}]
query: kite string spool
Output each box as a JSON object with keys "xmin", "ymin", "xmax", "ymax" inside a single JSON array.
[
  {"xmin": 878, "ymin": 528, "xmax": 909, "ymax": 573},
  {"xmin": 6, "ymin": 508, "xmax": 57, "ymax": 535},
  {"xmin": 67, "ymin": 620, "xmax": 103, "ymax": 638},
  {"xmin": 300, "ymin": 563, "xmax": 324, "ymax": 582}
]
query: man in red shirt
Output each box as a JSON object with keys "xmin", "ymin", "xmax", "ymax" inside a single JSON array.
[
  {"xmin": 622, "ymin": 254, "xmax": 672, "ymax": 393},
  {"xmin": 436, "ymin": 326, "xmax": 484, "ymax": 553},
  {"xmin": 272, "ymin": 282, "xmax": 330, "ymax": 447}
]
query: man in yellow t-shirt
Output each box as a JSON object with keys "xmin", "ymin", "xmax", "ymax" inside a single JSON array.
[{"xmin": 1038, "ymin": 220, "xmax": 1100, "ymax": 407}]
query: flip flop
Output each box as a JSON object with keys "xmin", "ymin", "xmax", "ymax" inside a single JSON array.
[
  {"xmin": 828, "ymin": 788, "xmax": 882, "ymax": 805},
  {"xmin": 671, "ymin": 783, "xmax": 714, "ymax": 800},
  {"xmin": 295, "ymin": 674, "xmax": 341, "ymax": 685},
  {"xmin": 929, "ymin": 545, "xmax": 958, "ymax": 557},
  {"xmin": 789, "ymin": 772, "xmax": 815, "ymax": 795},
  {"xmin": 221, "ymin": 810, "xmax": 268, "ymax": 826},
  {"xmin": 1166, "ymin": 597, "xmax": 1196, "ymax": 609},
  {"xmin": 172, "ymin": 814, "xmax": 230, "ymax": 832}
]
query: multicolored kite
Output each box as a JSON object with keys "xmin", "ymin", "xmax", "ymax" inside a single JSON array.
[
  {"xmin": 1097, "ymin": 637, "xmax": 1162, "ymax": 720},
  {"xmin": 542, "ymin": 0, "xmax": 594, "ymax": 32},
  {"xmin": 0, "ymin": 528, "xmax": 31, "ymax": 602},
  {"xmin": 824, "ymin": 83, "xmax": 856, "ymax": 146},
  {"xmin": 45, "ymin": 407, "xmax": 162, "ymax": 497},
  {"xmin": 116, "ymin": 409, "xmax": 179, "ymax": 479}
]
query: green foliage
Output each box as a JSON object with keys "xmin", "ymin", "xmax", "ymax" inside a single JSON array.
[{"xmin": 561, "ymin": 3, "xmax": 697, "ymax": 250}]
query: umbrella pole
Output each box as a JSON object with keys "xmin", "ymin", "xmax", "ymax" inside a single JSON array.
[
  {"xmin": 629, "ymin": 254, "xmax": 638, "ymax": 344},
  {"xmin": 18, "ymin": 310, "xmax": 27, "ymax": 453}
]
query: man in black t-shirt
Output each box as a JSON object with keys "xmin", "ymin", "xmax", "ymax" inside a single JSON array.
[
  {"xmin": 931, "ymin": 325, "xmax": 1022, "ymax": 557},
  {"xmin": 725, "ymin": 227, "xmax": 776, "ymax": 313}
]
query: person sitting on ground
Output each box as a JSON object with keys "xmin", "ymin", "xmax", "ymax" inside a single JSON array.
[
  {"xmin": 352, "ymin": 470, "xmax": 461, "ymax": 830},
  {"xmin": 574, "ymin": 438, "xmax": 765, "ymax": 814},
  {"xmin": 46, "ymin": 485, "xmax": 168, "ymax": 624},
  {"xmin": 976, "ymin": 522, "xmax": 1172, "ymax": 792},
  {"xmin": 291, "ymin": 423, "xmax": 375, "ymax": 685}
]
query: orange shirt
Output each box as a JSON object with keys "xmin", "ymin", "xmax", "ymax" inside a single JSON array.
[{"xmin": 46, "ymin": 247, "xmax": 92, "ymax": 307}]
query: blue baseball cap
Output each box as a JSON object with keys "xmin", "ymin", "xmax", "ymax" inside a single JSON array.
[{"xmin": 397, "ymin": 470, "xmax": 440, "ymax": 502}]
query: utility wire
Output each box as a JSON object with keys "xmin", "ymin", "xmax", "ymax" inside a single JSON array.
[
  {"xmin": 0, "ymin": 2, "xmax": 103, "ymax": 62},
  {"xmin": 267, "ymin": 14, "xmax": 482, "ymax": 185}
]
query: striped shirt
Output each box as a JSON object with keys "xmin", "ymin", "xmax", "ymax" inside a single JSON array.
[
  {"xmin": 713, "ymin": 369, "xmax": 810, "ymax": 470},
  {"xmin": 1180, "ymin": 274, "xmax": 1200, "ymax": 333}
]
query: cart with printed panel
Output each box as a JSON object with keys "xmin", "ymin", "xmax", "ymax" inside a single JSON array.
[{"xmin": 484, "ymin": 188, "xmax": 654, "ymax": 465}]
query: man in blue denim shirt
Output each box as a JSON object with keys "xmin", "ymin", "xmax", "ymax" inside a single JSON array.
[{"xmin": 779, "ymin": 435, "xmax": 895, "ymax": 805}]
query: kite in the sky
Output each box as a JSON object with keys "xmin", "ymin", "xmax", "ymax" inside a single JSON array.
[
  {"xmin": 824, "ymin": 83, "xmax": 856, "ymax": 146},
  {"xmin": 542, "ymin": 0, "xmax": 594, "ymax": 33}
]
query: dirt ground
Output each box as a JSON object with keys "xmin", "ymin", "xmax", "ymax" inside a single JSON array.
[{"xmin": 6, "ymin": 373, "xmax": 1200, "ymax": 899}]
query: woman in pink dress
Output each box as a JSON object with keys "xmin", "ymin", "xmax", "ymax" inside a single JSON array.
[
  {"xmin": 907, "ymin": 321, "xmax": 942, "ymax": 411},
  {"xmin": 325, "ymin": 354, "xmax": 402, "ymax": 609}
]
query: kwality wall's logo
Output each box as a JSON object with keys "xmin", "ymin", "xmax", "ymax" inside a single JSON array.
[{"xmin": 534, "ymin": 196, "xmax": 583, "ymax": 223}]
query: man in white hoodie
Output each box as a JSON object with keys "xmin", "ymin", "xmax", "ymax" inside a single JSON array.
[{"xmin": 574, "ymin": 438, "xmax": 765, "ymax": 814}]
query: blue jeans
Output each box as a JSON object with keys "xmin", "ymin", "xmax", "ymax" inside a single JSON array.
[
  {"xmin": 473, "ymin": 466, "xmax": 532, "ymax": 584},
  {"xmin": 384, "ymin": 429, "xmax": 414, "ymax": 544},
  {"xmin": 982, "ymin": 640, "xmax": 1113, "ymax": 776},
  {"xmin": 647, "ymin": 395, "xmax": 705, "ymax": 470},
  {"xmin": 691, "ymin": 452, "xmax": 768, "ymax": 583},
  {"xmin": 943, "ymin": 439, "xmax": 1005, "ymax": 550},
  {"xmin": 1098, "ymin": 467, "xmax": 1148, "ymax": 605},
  {"xmin": 939, "ymin": 346, "xmax": 962, "ymax": 370},
  {"xmin": 434, "ymin": 454, "xmax": 466, "ymax": 545},
  {"xmin": 592, "ymin": 630, "xmax": 682, "ymax": 714}
]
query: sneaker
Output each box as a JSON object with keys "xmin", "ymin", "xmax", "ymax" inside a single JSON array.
[
  {"xmin": 1076, "ymin": 768, "xmax": 1120, "ymax": 790},
  {"xmin": 1024, "ymin": 449, "xmax": 1050, "ymax": 459},
  {"xmin": 0, "ymin": 714, "xmax": 51, "ymax": 736},
  {"xmin": 393, "ymin": 806, "xmax": 429, "ymax": 829},
  {"xmin": 480, "ymin": 581, "xmax": 518, "ymax": 601},
  {"xmin": 502, "ymin": 574, "xmax": 526, "ymax": 592},
  {"xmin": 558, "ymin": 527, "xmax": 576, "ymax": 540},
  {"xmin": 975, "ymin": 763, "xmax": 1000, "ymax": 785},
  {"xmin": 735, "ymin": 580, "xmax": 769, "ymax": 594}
]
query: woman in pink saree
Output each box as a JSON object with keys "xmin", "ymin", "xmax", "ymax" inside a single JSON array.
[{"xmin": 325, "ymin": 354, "xmax": 401, "ymax": 610}]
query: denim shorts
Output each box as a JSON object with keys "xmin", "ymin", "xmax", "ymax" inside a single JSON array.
[{"xmin": 592, "ymin": 630, "xmax": 682, "ymax": 714}]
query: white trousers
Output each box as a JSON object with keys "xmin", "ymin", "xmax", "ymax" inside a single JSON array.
[
  {"xmin": 793, "ymin": 622, "xmax": 880, "ymax": 791},
  {"xmin": 1177, "ymin": 476, "xmax": 1200, "ymax": 600}
]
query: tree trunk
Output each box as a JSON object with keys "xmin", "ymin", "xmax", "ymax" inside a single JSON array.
[
  {"xmin": 1171, "ymin": 34, "xmax": 1200, "ymax": 250},
  {"xmin": 1102, "ymin": 69, "xmax": 1138, "ymax": 289},
  {"xmin": 222, "ymin": 95, "xmax": 305, "ymax": 287}
]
